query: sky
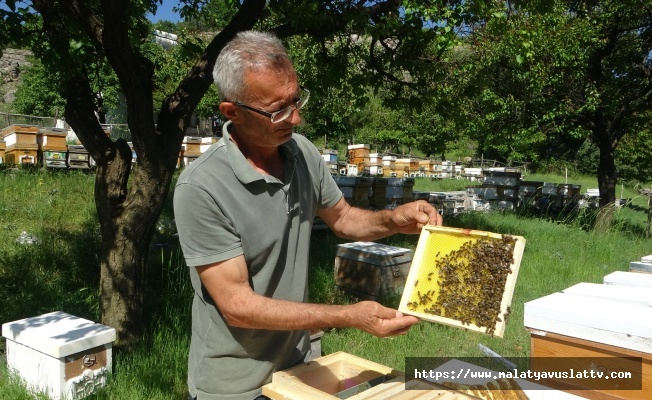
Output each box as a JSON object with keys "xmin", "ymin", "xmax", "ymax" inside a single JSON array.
[{"xmin": 147, "ymin": 1, "xmax": 182, "ymax": 23}]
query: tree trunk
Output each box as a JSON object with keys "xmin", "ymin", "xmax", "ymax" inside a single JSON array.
[{"xmin": 594, "ymin": 133, "xmax": 617, "ymax": 232}]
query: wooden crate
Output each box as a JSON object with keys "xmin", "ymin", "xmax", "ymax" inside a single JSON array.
[
  {"xmin": 398, "ymin": 226, "xmax": 526, "ymax": 338},
  {"xmin": 334, "ymin": 242, "xmax": 413, "ymax": 300},
  {"xmin": 262, "ymin": 351, "xmax": 475, "ymax": 400},
  {"xmin": 524, "ymin": 282, "xmax": 652, "ymax": 400},
  {"xmin": 2, "ymin": 311, "xmax": 116, "ymax": 400}
]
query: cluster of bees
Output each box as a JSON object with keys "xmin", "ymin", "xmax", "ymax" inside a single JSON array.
[{"xmin": 406, "ymin": 235, "xmax": 516, "ymax": 336}]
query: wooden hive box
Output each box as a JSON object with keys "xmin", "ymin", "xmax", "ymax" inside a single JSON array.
[
  {"xmin": 524, "ymin": 281, "xmax": 652, "ymax": 400},
  {"xmin": 182, "ymin": 136, "xmax": 202, "ymax": 156},
  {"xmin": 334, "ymin": 241, "xmax": 413, "ymax": 300},
  {"xmin": 262, "ymin": 351, "xmax": 476, "ymax": 399},
  {"xmin": 2, "ymin": 311, "xmax": 116, "ymax": 400},
  {"xmin": 66, "ymin": 145, "xmax": 92, "ymax": 169},
  {"xmin": 4, "ymin": 148, "xmax": 38, "ymax": 166},
  {"xmin": 2, "ymin": 124, "xmax": 39, "ymax": 152},
  {"xmin": 0, "ymin": 140, "xmax": 5, "ymax": 164},
  {"xmin": 398, "ymin": 226, "xmax": 526, "ymax": 338},
  {"xmin": 38, "ymin": 127, "xmax": 68, "ymax": 151},
  {"xmin": 333, "ymin": 176, "xmax": 371, "ymax": 208}
]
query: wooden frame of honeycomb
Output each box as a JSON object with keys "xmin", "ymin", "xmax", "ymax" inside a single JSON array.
[{"xmin": 398, "ymin": 226, "xmax": 526, "ymax": 337}]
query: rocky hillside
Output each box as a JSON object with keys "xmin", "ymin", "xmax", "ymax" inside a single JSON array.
[{"xmin": 0, "ymin": 48, "xmax": 31, "ymax": 109}]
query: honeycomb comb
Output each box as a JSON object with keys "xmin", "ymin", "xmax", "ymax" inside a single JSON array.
[{"xmin": 398, "ymin": 226, "xmax": 526, "ymax": 337}]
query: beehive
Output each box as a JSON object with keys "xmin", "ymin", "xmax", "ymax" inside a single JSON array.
[
  {"xmin": 38, "ymin": 127, "xmax": 68, "ymax": 151},
  {"xmin": 347, "ymin": 144, "xmax": 370, "ymax": 166},
  {"xmin": 399, "ymin": 226, "xmax": 525, "ymax": 337},
  {"xmin": 0, "ymin": 140, "xmax": 5, "ymax": 164},
  {"xmin": 2, "ymin": 311, "xmax": 116, "ymax": 400},
  {"xmin": 182, "ymin": 136, "xmax": 202, "ymax": 157},
  {"xmin": 67, "ymin": 145, "xmax": 92, "ymax": 169},
  {"xmin": 524, "ymin": 280, "xmax": 652, "ymax": 399},
  {"xmin": 334, "ymin": 241, "xmax": 412, "ymax": 300},
  {"xmin": 262, "ymin": 351, "xmax": 476, "ymax": 400}
]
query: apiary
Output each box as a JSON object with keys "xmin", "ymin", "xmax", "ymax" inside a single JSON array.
[
  {"xmin": 2, "ymin": 311, "xmax": 116, "ymax": 400},
  {"xmin": 524, "ymin": 279, "xmax": 652, "ymax": 400},
  {"xmin": 334, "ymin": 242, "xmax": 413, "ymax": 300},
  {"xmin": 398, "ymin": 226, "xmax": 526, "ymax": 337},
  {"xmin": 262, "ymin": 351, "xmax": 476, "ymax": 400}
]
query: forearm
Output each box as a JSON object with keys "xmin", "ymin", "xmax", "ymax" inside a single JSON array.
[
  {"xmin": 329, "ymin": 206, "xmax": 398, "ymax": 241},
  {"xmin": 222, "ymin": 294, "xmax": 355, "ymax": 331}
]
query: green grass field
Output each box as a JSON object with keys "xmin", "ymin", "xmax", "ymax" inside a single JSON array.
[{"xmin": 0, "ymin": 169, "xmax": 650, "ymax": 399}]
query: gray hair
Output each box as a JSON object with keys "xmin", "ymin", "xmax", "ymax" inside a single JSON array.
[{"xmin": 213, "ymin": 31, "xmax": 293, "ymax": 102}]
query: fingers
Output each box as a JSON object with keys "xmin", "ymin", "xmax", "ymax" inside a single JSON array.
[
  {"xmin": 392, "ymin": 200, "xmax": 443, "ymax": 233},
  {"xmin": 354, "ymin": 302, "xmax": 420, "ymax": 338}
]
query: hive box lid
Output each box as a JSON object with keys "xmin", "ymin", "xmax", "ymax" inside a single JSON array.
[
  {"xmin": 604, "ymin": 270, "xmax": 652, "ymax": 288},
  {"xmin": 2, "ymin": 311, "xmax": 116, "ymax": 358},
  {"xmin": 336, "ymin": 242, "xmax": 413, "ymax": 265},
  {"xmin": 524, "ymin": 292, "xmax": 652, "ymax": 353}
]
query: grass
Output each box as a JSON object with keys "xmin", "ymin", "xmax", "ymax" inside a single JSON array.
[{"xmin": 0, "ymin": 169, "xmax": 650, "ymax": 399}]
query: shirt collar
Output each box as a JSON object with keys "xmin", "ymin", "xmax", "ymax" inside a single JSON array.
[{"xmin": 221, "ymin": 121, "xmax": 299, "ymax": 185}]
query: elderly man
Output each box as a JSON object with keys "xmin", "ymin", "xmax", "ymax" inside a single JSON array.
[{"xmin": 174, "ymin": 30, "xmax": 442, "ymax": 400}]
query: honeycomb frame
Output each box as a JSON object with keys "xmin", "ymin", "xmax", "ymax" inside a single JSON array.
[{"xmin": 398, "ymin": 226, "xmax": 526, "ymax": 337}]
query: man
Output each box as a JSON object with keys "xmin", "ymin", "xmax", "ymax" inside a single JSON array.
[{"xmin": 174, "ymin": 30, "xmax": 443, "ymax": 400}]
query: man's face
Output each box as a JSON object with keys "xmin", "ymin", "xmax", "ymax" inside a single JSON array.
[{"xmin": 226, "ymin": 66, "xmax": 303, "ymax": 149}]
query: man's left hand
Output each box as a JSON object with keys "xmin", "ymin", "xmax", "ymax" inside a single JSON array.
[{"xmin": 390, "ymin": 200, "xmax": 443, "ymax": 235}]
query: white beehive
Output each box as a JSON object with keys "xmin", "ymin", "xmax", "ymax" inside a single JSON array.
[{"xmin": 2, "ymin": 311, "xmax": 116, "ymax": 400}]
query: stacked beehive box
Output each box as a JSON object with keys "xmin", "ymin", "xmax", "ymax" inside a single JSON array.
[
  {"xmin": 333, "ymin": 176, "xmax": 371, "ymax": 208},
  {"xmin": 441, "ymin": 160, "xmax": 455, "ymax": 179},
  {"xmin": 320, "ymin": 149, "xmax": 342, "ymax": 176},
  {"xmin": 1, "ymin": 124, "xmax": 39, "ymax": 166},
  {"xmin": 0, "ymin": 139, "xmax": 5, "ymax": 164},
  {"xmin": 38, "ymin": 127, "xmax": 68, "ymax": 169},
  {"xmin": 395, "ymin": 158, "xmax": 419, "ymax": 177},
  {"xmin": 524, "ymin": 265, "xmax": 652, "ymax": 399},
  {"xmin": 346, "ymin": 144, "xmax": 369, "ymax": 176},
  {"xmin": 381, "ymin": 155, "xmax": 396, "ymax": 177},
  {"xmin": 385, "ymin": 177, "xmax": 414, "ymax": 209},
  {"xmin": 368, "ymin": 153, "xmax": 383, "ymax": 176}
]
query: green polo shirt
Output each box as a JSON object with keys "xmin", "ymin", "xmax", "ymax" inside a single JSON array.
[{"xmin": 173, "ymin": 122, "xmax": 342, "ymax": 399}]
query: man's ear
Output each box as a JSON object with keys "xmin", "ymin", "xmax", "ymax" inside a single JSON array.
[{"xmin": 219, "ymin": 102, "xmax": 238, "ymax": 121}]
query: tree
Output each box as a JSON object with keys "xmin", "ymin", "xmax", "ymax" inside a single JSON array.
[
  {"xmin": 461, "ymin": 0, "xmax": 652, "ymax": 216},
  {"xmin": 1, "ymin": 0, "xmax": 485, "ymax": 344}
]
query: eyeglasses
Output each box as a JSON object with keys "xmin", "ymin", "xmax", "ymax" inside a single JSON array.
[{"xmin": 233, "ymin": 87, "xmax": 310, "ymax": 123}]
